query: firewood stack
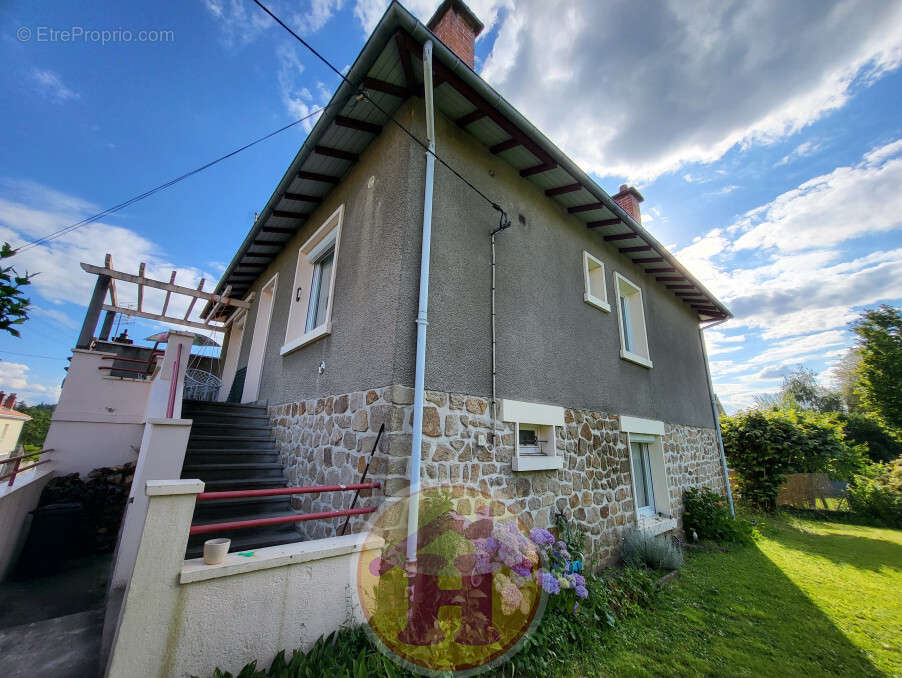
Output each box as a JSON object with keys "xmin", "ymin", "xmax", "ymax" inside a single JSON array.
[{"xmin": 39, "ymin": 462, "xmax": 136, "ymax": 554}]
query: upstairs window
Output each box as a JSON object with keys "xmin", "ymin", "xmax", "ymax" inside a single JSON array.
[
  {"xmin": 615, "ymin": 272, "xmax": 652, "ymax": 368},
  {"xmin": 282, "ymin": 205, "xmax": 344, "ymax": 355},
  {"xmin": 582, "ymin": 251, "xmax": 610, "ymax": 312}
]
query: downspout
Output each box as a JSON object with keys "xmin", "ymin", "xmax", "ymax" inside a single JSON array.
[
  {"xmin": 407, "ymin": 39, "xmax": 436, "ymax": 567},
  {"xmin": 699, "ymin": 318, "xmax": 735, "ymax": 516}
]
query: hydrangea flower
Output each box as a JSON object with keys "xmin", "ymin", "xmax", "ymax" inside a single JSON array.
[
  {"xmin": 540, "ymin": 572, "xmax": 560, "ymax": 594},
  {"xmin": 529, "ymin": 528, "xmax": 555, "ymax": 546},
  {"xmin": 575, "ymin": 585, "xmax": 589, "ymax": 600}
]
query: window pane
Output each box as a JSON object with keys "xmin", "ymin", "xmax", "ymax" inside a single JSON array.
[
  {"xmin": 620, "ymin": 294, "xmax": 633, "ymax": 352},
  {"xmin": 631, "ymin": 442, "xmax": 648, "ymax": 508},
  {"xmin": 313, "ymin": 250, "xmax": 333, "ymax": 327},
  {"xmin": 305, "ymin": 248, "xmax": 334, "ymax": 332}
]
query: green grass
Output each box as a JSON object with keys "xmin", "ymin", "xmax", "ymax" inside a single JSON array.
[{"xmin": 586, "ymin": 514, "xmax": 901, "ymax": 677}]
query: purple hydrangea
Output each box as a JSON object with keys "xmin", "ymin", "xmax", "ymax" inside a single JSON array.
[
  {"xmin": 511, "ymin": 562, "xmax": 532, "ymax": 578},
  {"xmin": 529, "ymin": 528, "xmax": 555, "ymax": 547},
  {"xmin": 571, "ymin": 573, "xmax": 586, "ymax": 588},
  {"xmin": 541, "ymin": 572, "xmax": 560, "ymax": 595},
  {"xmin": 575, "ymin": 585, "xmax": 589, "ymax": 599}
]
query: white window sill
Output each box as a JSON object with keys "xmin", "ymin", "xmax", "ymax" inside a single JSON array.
[
  {"xmin": 583, "ymin": 293, "xmax": 611, "ymax": 313},
  {"xmin": 512, "ymin": 455, "xmax": 564, "ymax": 472},
  {"xmin": 620, "ymin": 349, "xmax": 653, "ymax": 369},
  {"xmin": 280, "ymin": 323, "xmax": 331, "ymax": 356},
  {"xmin": 637, "ymin": 515, "xmax": 677, "ymax": 536}
]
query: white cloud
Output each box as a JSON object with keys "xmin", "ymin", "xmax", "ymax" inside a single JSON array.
[
  {"xmin": 0, "ymin": 180, "xmax": 220, "ymax": 327},
  {"xmin": 774, "ymin": 140, "xmax": 824, "ymax": 167},
  {"xmin": 31, "ymin": 69, "xmax": 80, "ymax": 103},
  {"xmin": 204, "ymin": 0, "xmax": 343, "ymax": 46},
  {"xmin": 732, "ymin": 140, "xmax": 902, "ymax": 252},
  {"xmin": 276, "ymin": 44, "xmax": 328, "ymax": 130},
  {"xmin": 479, "ymin": 0, "xmax": 902, "ymax": 181},
  {"xmin": 352, "ymin": 0, "xmax": 511, "ymax": 35},
  {"xmin": 0, "ymin": 361, "xmax": 61, "ymax": 404}
]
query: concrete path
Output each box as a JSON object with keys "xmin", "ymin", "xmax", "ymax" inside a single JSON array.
[{"xmin": 0, "ymin": 608, "xmax": 103, "ymax": 677}]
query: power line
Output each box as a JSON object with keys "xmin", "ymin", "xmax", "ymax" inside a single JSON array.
[
  {"xmin": 250, "ymin": 0, "xmax": 507, "ymax": 218},
  {"xmin": 0, "ymin": 350, "xmax": 69, "ymax": 361},
  {"xmin": 12, "ymin": 106, "xmax": 328, "ymax": 255}
]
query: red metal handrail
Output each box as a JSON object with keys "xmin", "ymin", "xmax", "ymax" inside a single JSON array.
[
  {"xmin": 188, "ymin": 506, "xmax": 377, "ymax": 536},
  {"xmin": 1, "ymin": 449, "xmax": 55, "ymax": 486},
  {"xmin": 196, "ymin": 481, "xmax": 380, "ymax": 501}
]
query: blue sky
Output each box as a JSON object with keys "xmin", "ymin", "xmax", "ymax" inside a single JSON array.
[{"xmin": 1, "ymin": 0, "xmax": 901, "ymax": 411}]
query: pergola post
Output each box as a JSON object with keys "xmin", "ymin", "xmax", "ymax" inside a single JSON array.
[
  {"xmin": 77, "ymin": 274, "xmax": 110, "ymax": 349},
  {"xmin": 99, "ymin": 310, "xmax": 116, "ymax": 341}
]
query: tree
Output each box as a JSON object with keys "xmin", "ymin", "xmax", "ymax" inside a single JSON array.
[
  {"xmin": 18, "ymin": 402, "xmax": 54, "ymax": 449},
  {"xmin": 833, "ymin": 347, "xmax": 863, "ymax": 412},
  {"xmin": 0, "ymin": 242, "xmax": 32, "ymax": 337},
  {"xmin": 852, "ymin": 305, "xmax": 902, "ymax": 431},
  {"xmin": 754, "ymin": 366, "xmax": 844, "ymax": 413}
]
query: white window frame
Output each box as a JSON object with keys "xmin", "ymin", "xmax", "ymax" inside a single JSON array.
[
  {"xmin": 582, "ymin": 251, "xmax": 610, "ymax": 312},
  {"xmin": 614, "ymin": 272, "xmax": 652, "ymax": 368},
  {"xmin": 621, "ymin": 415, "xmax": 676, "ymax": 534},
  {"xmin": 502, "ymin": 399, "xmax": 565, "ymax": 472},
  {"xmin": 281, "ymin": 205, "xmax": 344, "ymax": 356}
]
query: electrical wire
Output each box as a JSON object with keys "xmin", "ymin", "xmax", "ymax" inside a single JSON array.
[
  {"xmin": 250, "ymin": 0, "xmax": 507, "ymax": 218},
  {"xmin": 0, "ymin": 350, "xmax": 69, "ymax": 361},
  {"xmin": 11, "ymin": 106, "xmax": 329, "ymax": 255}
]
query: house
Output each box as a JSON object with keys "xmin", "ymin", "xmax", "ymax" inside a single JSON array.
[
  {"xmin": 0, "ymin": 392, "xmax": 30, "ymax": 459},
  {"xmin": 201, "ymin": 0, "xmax": 732, "ymax": 564}
]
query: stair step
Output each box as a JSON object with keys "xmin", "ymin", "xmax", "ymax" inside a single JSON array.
[
  {"xmin": 188, "ymin": 437, "xmax": 277, "ymax": 451},
  {"xmin": 185, "ymin": 414, "xmax": 270, "ymax": 426},
  {"xmin": 184, "ymin": 463, "xmax": 283, "ymax": 471},
  {"xmin": 201, "ymin": 478, "xmax": 289, "ymax": 490},
  {"xmin": 190, "ymin": 434, "xmax": 275, "ymax": 442},
  {"xmin": 193, "ymin": 494, "xmax": 294, "ymax": 519},
  {"xmin": 183, "ymin": 400, "xmax": 267, "ymax": 411},
  {"xmin": 185, "ymin": 454, "xmax": 281, "ymax": 466},
  {"xmin": 190, "ymin": 423, "xmax": 273, "ymax": 433},
  {"xmin": 183, "ymin": 463, "xmax": 284, "ymax": 482}
]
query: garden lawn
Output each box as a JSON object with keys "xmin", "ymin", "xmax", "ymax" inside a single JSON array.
[{"xmin": 589, "ymin": 515, "xmax": 901, "ymax": 677}]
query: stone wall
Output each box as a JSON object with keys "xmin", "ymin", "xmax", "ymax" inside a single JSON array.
[{"xmin": 269, "ymin": 386, "xmax": 727, "ymax": 563}]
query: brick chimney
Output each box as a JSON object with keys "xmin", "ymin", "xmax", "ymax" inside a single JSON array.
[
  {"xmin": 0, "ymin": 392, "xmax": 5, "ymax": 407},
  {"xmin": 4, "ymin": 393, "xmax": 16, "ymax": 409},
  {"xmin": 613, "ymin": 184, "xmax": 644, "ymax": 224},
  {"xmin": 427, "ymin": 0, "xmax": 484, "ymax": 69}
]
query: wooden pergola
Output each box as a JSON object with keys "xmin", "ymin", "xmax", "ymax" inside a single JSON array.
[{"xmin": 76, "ymin": 254, "xmax": 253, "ymax": 349}]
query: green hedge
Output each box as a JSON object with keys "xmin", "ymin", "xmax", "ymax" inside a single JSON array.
[{"xmin": 721, "ymin": 409, "xmax": 864, "ymax": 511}]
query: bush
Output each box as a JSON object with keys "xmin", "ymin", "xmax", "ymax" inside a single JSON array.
[
  {"xmin": 838, "ymin": 412, "xmax": 902, "ymax": 463},
  {"xmin": 682, "ymin": 487, "xmax": 753, "ymax": 544},
  {"xmin": 721, "ymin": 409, "xmax": 865, "ymax": 511},
  {"xmin": 621, "ymin": 529, "xmax": 683, "ymax": 571},
  {"xmin": 847, "ymin": 459, "xmax": 902, "ymax": 528}
]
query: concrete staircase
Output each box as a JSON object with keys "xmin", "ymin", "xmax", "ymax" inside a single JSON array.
[{"xmin": 181, "ymin": 400, "xmax": 302, "ymax": 558}]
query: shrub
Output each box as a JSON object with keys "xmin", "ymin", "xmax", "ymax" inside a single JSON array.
[
  {"xmin": 682, "ymin": 487, "xmax": 753, "ymax": 544},
  {"xmin": 838, "ymin": 412, "xmax": 902, "ymax": 463},
  {"xmin": 721, "ymin": 409, "xmax": 865, "ymax": 511},
  {"xmin": 620, "ymin": 529, "xmax": 683, "ymax": 571},
  {"xmin": 847, "ymin": 459, "xmax": 902, "ymax": 528}
]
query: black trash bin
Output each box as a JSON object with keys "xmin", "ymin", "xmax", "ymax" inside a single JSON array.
[{"xmin": 15, "ymin": 502, "xmax": 84, "ymax": 578}]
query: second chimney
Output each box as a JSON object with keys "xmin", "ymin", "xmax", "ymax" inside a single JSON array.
[
  {"xmin": 613, "ymin": 184, "xmax": 644, "ymax": 224},
  {"xmin": 427, "ymin": 0, "xmax": 484, "ymax": 69},
  {"xmin": 4, "ymin": 393, "xmax": 16, "ymax": 410}
]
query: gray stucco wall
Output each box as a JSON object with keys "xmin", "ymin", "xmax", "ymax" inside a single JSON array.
[
  {"xmin": 233, "ymin": 104, "xmax": 422, "ymax": 404},
  {"xmin": 234, "ymin": 99, "xmax": 715, "ymax": 429},
  {"xmin": 399, "ymin": 104, "xmax": 716, "ymax": 429}
]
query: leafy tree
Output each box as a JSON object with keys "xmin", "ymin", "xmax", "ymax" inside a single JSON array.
[
  {"xmin": 17, "ymin": 402, "xmax": 54, "ymax": 448},
  {"xmin": 721, "ymin": 409, "xmax": 863, "ymax": 511},
  {"xmin": 833, "ymin": 347, "xmax": 863, "ymax": 412},
  {"xmin": 754, "ymin": 366, "xmax": 844, "ymax": 414},
  {"xmin": 852, "ymin": 305, "xmax": 902, "ymax": 431},
  {"xmin": 838, "ymin": 412, "xmax": 902, "ymax": 463},
  {"xmin": 0, "ymin": 242, "xmax": 32, "ymax": 337}
]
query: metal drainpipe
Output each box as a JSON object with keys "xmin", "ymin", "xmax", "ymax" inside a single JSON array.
[
  {"xmin": 406, "ymin": 39, "xmax": 436, "ymax": 567},
  {"xmin": 699, "ymin": 318, "xmax": 735, "ymax": 516}
]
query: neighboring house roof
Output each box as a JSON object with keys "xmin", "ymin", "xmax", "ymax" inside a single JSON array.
[
  {"xmin": 0, "ymin": 407, "xmax": 30, "ymax": 421},
  {"xmin": 204, "ymin": 1, "xmax": 731, "ymax": 322}
]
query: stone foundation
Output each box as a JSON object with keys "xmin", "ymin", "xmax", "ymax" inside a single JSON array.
[{"xmin": 269, "ymin": 386, "xmax": 727, "ymax": 562}]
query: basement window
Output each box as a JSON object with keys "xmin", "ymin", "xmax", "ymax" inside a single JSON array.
[
  {"xmin": 281, "ymin": 205, "xmax": 344, "ymax": 356},
  {"xmin": 503, "ymin": 399, "xmax": 565, "ymax": 472},
  {"xmin": 582, "ymin": 251, "xmax": 610, "ymax": 312},
  {"xmin": 615, "ymin": 272, "xmax": 652, "ymax": 368}
]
